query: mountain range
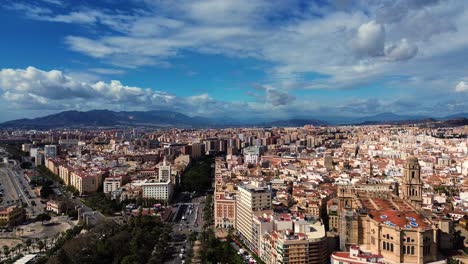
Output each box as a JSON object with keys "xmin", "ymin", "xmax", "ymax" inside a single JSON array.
[{"xmin": 0, "ymin": 110, "xmax": 467, "ymax": 129}]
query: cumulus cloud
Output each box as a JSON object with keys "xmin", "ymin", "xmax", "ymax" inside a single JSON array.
[
  {"xmin": 252, "ymin": 85, "xmax": 296, "ymax": 106},
  {"xmin": 353, "ymin": 21, "xmax": 386, "ymax": 56},
  {"xmin": 0, "ymin": 67, "xmax": 173, "ymax": 109},
  {"xmin": 385, "ymin": 38, "xmax": 418, "ymax": 61},
  {"xmin": 455, "ymin": 81, "xmax": 468, "ymax": 92},
  {"xmin": 2, "ymin": 0, "xmax": 468, "ymax": 119}
]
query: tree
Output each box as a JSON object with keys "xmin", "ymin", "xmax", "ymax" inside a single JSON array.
[
  {"xmin": 121, "ymin": 255, "xmax": 139, "ymax": 264},
  {"xmin": 40, "ymin": 185, "xmax": 54, "ymax": 199},
  {"xmin": 35, "ymin": 213, "xmax": 52, "ymax": 224},
  {"xmin": 16, "ymin": 243, "xmax": 23, "ymax": 256},
  {"xmin": 37, "ymin": 240, "xmax": 45, "ymax": 253},
  {"xmin": 3, "ymin": 245, "xmax": 10, "ymax": 259},
  {"xmin": 25, "ymin": 239, "xmax": 32, "ymax": 253},
  {"xmin": 20, "ymin": 162, "xmax": 32, "ymax": 169}
]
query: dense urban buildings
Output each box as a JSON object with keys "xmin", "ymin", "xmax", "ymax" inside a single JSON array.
[{"xmin": 0, "ymin": 123, "xmax": 467, "ymax": 263}]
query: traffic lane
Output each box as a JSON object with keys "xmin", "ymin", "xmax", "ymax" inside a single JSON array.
[
  {"xmin": 0, "ymin": 168, "xmax": 19, "ymax": 205},
  {"xmin": 4, "ymin": 166, "xmax": 43, "ymax": 217}
]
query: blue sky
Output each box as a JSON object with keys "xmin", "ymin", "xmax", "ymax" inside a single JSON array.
[{"xmin": 0, "ymin": 0, "xmax": 467, "ymax": 122}]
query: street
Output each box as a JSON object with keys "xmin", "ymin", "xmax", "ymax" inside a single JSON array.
[
  {"xmin": 0, "ymin": 164, "xmax": 43, "ymax": 219},
  {"xmin": 164, "ymin": 195, "xmax": 206, "ymax": 264}
]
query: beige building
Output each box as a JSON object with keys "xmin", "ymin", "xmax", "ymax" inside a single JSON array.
[
  {"xmin": 331, "ymin": 158, "xmax": 454, "ymax": 264},
  {"xmin": 260, "ymin": 218, "xmax": 328, "ymax": 264},
  {"xmin": 70, "ymin": 171, "xmax": 101, "ymax": 194},
  {"xmin": 103, "ymin": 177, "xmax": 122, "ymax": 194},
  {"xmin": 0, "ymin": 206, "xmax": 25, "ymax": 227},
  {"xmin": 236, "ymin": 182, "xmax": 272, "ymax": 253},
  {"xmin": 214, "ymin": 191, "xmax": 236, "ymax": 229},
  {"xmin": 58, "ymin": 164, "xmax": 72, "ymax": 185}
]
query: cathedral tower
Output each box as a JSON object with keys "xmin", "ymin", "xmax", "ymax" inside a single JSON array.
[{"xmin": 402, "ymin": 156, "xmax": 422, "ymax": 209}]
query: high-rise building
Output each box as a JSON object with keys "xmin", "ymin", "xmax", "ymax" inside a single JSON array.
[
  {"xmin": 158, "ymin": 158, "xmax": 171, "ymax": 182},
  {"xmin": 44, "ymin": 145, "xmax": 58, "ymax": 158},
  {"xmin": 190, "ymin": 142, "xmax": 203, "ymax": 159},
  {"xmin": 236, "ymin": 182, "xmax": 272, "ymax": 252}
]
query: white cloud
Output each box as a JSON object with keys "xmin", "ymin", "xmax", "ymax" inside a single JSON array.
[
  {"xmin": 353, "ymin": 21, "xmax": 385, "ymax": 56},
  {"xmin": 385, "ymin": 38, "xmax": 418, "ymax": 61},
  {"xmin": 455, "ymin": 81, "xmax": 468, "ymax": 92},
  {"xmin": 3, "ymin": 0, "xmax": 468, "ymax": 118}
]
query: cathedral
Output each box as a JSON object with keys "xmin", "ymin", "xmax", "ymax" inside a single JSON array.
[{"xmin": 329, "ymin": 157, "xmax": 455, "ymax": 264}]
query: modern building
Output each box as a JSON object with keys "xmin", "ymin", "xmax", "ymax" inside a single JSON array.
[
  {"xmin": 141, "ymin": 179, "xmax": 174, "ymax": 201},
  {"xmin": 69, "ymin": 171, "xmax": 102, "ymax": 195},
  {"xmin": 236, "ymin": 181, "xmax": 272, "ymax": 252},
  {"xmin": 44, "ymin": 145, "xmax": 58, "ymax": 159},
  {"xmin": 158, "ymin": 158, "xmax": 171, "ymax": 182},
  {"xmin": 243, "ymin": 146, "xmax": 263, "ymax": 164},
  {"xmin": 190, "ymin": 142, "xmax": 204, "ymax": 159}
]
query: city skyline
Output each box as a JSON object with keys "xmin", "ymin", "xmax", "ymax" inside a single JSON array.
[{"xmin": 1, "ymin": 0, "xmax": 468, "ymax": 122}]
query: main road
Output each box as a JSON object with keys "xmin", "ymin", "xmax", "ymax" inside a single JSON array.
[
  {"xmin": 0, "ymin": 164, "xmax": 43, "ymax": 218},
  {"xmin": 165, "ymin": 195, "xmax": 206, "ymax": 264}
]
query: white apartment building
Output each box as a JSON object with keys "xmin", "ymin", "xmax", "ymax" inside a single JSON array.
[
  {"xmin": 142, "ymin": 180, "xmax": 174, "ymax": 201},
  {"xmin": 236, "ymin": 181, "xmax": 271, "ymax": 252}
]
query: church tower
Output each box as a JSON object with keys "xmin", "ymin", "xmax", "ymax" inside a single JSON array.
[{"xmin": 402, "ymin": 156, "xmax": 422, "ymax": 209}]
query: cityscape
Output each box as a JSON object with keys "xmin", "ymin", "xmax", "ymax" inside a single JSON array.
[{"xmin": 1, "ymin": 1, "xmax": 468, "ymax": 264}]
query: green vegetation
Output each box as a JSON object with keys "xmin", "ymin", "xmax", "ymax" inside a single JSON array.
[
  {"xmin": 203, "ymin": 194, "xmax": 213, "ymax": 228},
  {"xmin": 40, "ymin": 184, "xmax": 55, "ymax": 199},
  {"xmin": 0, "ymin": 143, "xmax": 28, "ymax": 161},
  {"xmin": 433, "ymin": 185, "xmax": 458, "ymax": 196},
  {"xmin": 37, "ymin": 165, "xmax": 64, "ymax": 185},
  {"xmin": 45, "ymin": 215, "xmax": 172, "ymax": 264},
  {"xmin": 82, "ymin": 192, "xmax": 122, "ymax": 216},
  {"xmin": 180, "ymin": 157, "xmax": 214, "ymax": 194},
  {"xmin": 34, "ymin": 213, "xmax": 52, "ymax": 223},
  {"xmin": 65, "ymin": 185, "xmax": 79, "ymax": 196},
  {"xmin": 198, "ymin": 228, "xmax": 245, "ymax": 264}
]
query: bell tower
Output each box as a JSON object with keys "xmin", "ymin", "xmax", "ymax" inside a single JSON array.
[{"xmin": 402, "ymin": 156, "xmax": 422, "ymax": 209}]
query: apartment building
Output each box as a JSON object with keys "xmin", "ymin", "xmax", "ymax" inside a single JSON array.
[{"xmin": 236, "ymin": 181, "xmax": 272, "ymax": 253}]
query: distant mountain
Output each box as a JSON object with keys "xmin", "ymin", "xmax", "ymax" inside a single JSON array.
[
  {"xmin": 260, "ymin": 119, "xmax": 328, "ymax": 127},
  {"xmin": 0, "ymin": 110, "xmax": 213, "ymax": 129},
  {"xmin": 442, "ymin": 113, "xmax": 468, "ymax": 119},
  {"xmin": 351, "ymin": 112, "xmax": 430, "ymax": 124},
  {"xmin": 0, "ymin": 110, "xmax": 466, "ymax": 129}
]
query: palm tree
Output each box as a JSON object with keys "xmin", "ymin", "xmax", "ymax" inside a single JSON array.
[
  {"xmin": 25, "ymin": 239, "xmax": 32, "ymax": 253},
  {"xmin": 17, "ymin": 243, "xmax": 23, "ymax": 256},
  {"xmin": 37, "ymin": 240, "xmax": 45, "ymax": 253},
  {"xmin": 2, "ymin": 245, "xmax": 10, "ymax": 260}
]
